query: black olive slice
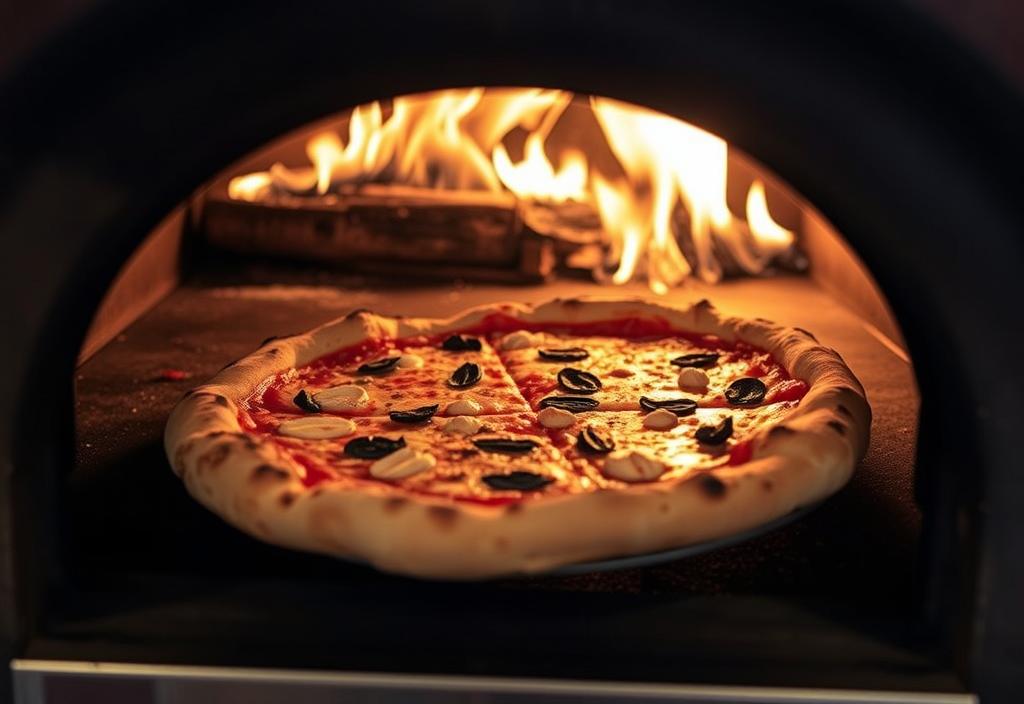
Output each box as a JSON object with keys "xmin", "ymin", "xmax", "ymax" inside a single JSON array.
[
  {"xmin": 577, "ymin": 426, "xmax": 615, "ymax": 454},
  {"xmin": 696, "ymin": 416, "xmax": 733, "ymax": 445},
  {"xmin": 671, "ymin": 352, "xmax": 720, "ymax": 368},
  {"xmin": 539, "ymin": 347, "xmax": 589, "ymax": 362},
  {"xmin": 483, "ymin": 471, "xmax": 553, "ymax": 492},
  {"xmin": 557, "ymin": 367, "xmax": 602, "ymax": 394},
  {"xmin": 388, "ymin": 404, "xmax": 439, "ymax": 424},
  {"xmin": 448, "ymin": 362, "xmax": 482, "ymax": 389},
  {"xmin": 639, "ymin": 396, "xmax": 698, "ymax": 416},
  {"xmin": 344, "ymin": 435, "xmax": 406, "ymax": 459},
  {"xmin": 357, "ymin": 356, "xmax": 401, "ymax": 375},
  {"xmin": 441, "ymin": 334, "xmax": 482, "ymax": 352},
  {"xmin": 293, "ymin": 389, "xmax": 321, "ymax": 413},
  {"xmin": 725, "ymin": 378, "xmax": 767, "ymax": 406},
  {"xmin": 538, "ymin": 396, "xmax": 600, "ymax": 413},
  {"xmin": 472, "ymin": 437, "xmax": 539, "ymax": 454}
]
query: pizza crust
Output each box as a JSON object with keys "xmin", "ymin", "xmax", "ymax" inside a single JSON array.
[{"xmin": 165, "ymin": 297, "xmax": 870, "ymax": 578}]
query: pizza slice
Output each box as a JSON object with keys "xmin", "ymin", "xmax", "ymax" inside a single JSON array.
[
  {"xmin": 254, "ymin": 333, "xmax": 532, "ymax": 417},
  {"xmin": 240, "ymin": 411, "xmax": 586, "ymax": 503},
  {"xmin": 494, "ymin": 330, "xmax": 806, "ymax": 411},
  {"xmin": 542, "ymin": 403, "xmax": 799, "ymax": 486}
]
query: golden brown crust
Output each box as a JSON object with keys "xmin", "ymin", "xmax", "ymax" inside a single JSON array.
[{"xmin": 165, "ymin": 297, "xmax": 870, "ymax": 579}]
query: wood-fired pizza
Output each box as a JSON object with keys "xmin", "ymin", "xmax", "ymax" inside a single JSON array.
[{"xmin": 165, "ymin": 298, "xmax": 870, "ymax": 578}]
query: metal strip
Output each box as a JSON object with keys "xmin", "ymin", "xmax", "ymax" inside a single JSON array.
[{"xmin": 11, "ymin": 659, "xmax": 974, "ymax": 704}]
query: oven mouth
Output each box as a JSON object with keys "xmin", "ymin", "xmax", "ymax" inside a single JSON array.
[{"xmin": 61, "ymin": 82, "xmax": 928, "ymax": 688}]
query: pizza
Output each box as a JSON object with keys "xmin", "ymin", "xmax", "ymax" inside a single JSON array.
[{"xmin": 165, "ymin": 297, "xmax": 870, "ymax": 578}]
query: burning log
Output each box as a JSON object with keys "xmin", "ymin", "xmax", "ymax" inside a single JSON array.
[{"xmin": 202, "ymin": 184, "xmax": 556, "ymax": 282}]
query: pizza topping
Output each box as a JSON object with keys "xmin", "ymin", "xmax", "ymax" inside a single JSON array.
[
  {"xmin": 344, "ymin": 435, "xmax": 407, "ymax": 459},
  {"xmin": 369, "ymin": 447, "xmax": 436, "ymax": 480},
  {"xmin": 278, "ymin": 416, "xmax": 357, "ymax": 439},
  {"xmin": 441, "ymin": 334, "xmax": 483, "ymax": 352},
  {"xmin": 696, "ymin": 416, "xmax": 733, "ymax": 445},
  {"xmin": 725, "ymin": 378, "xmax": 767, "ymax": 406},
  {"xmin": 389, "ymin": 404, "xmax": 440, "ymax": 424},
  {"xmin": 293, "ymin": 389, "xmax": 321, "ymax": 413},
  {"xmin": 482, "ymin": 471, "xmax": 553, "ymax": 492},
  {"xmin": 671, "ymin": 352, "xmax": 720, "ymax": 368},
  {"xmin": 538, "ymin": 395, "xmax": 600, "ymax": 413},
  {"xmin": 538, "ymin": 347, "xmax": 589, "ymax": 362},
  {"xmin": 557, "ymin": 367, "xmax": 602, "ymax": 394},
  {"xmin": 442, "ymin": 416, "xmax": 483, "ymax": 435},
  {"xmin": 603, "ymin": 450, "xmax": 666, "ymax": 482},
  {"xmin": 473, "ymin": 437, "xmax": 540, "ymax": 454},
  {"xmin": 314, "ymin": 384, "xmax": 370, "ymax": 412},
  {"xmin": 444, "ymin": 396, "xmax": 484, "ymax": 416},
  {"xmin": 448, "ymin": 362, "xmax": 482, "ymax": 389},
  {"xmin": 677, "ymin": 367, "xmax": 709, "ymax": 390},
  {"xmin": 357, "ymin": 356, "xmax": 401, "ymax": 375},
  {"xmin": 538, "ymin": 406, "xmax": 576, "ymax": 429},
  {"xmin": 577, "ymin": 426, "xmax": 616, "ymax": 454},
  {"xmin": 639, "ymin": 396, "xmax": 697, "ymax": 416},
  {"xmin": 396, "ymin": 354, "xmax": 425, "ymax": 369},
  {"xmin": 499, "ymin": 330, "xmax": 540, "ymax": 350},
  {"xmin": 642, "ymin": 408, "xmax": 679, "ymax": 430}
]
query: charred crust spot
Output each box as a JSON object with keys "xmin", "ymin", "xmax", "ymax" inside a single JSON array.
[
  {"xmin": 836, "ymin": 404, "xmax": 853, "ymax": 418},
  {"xmin": 504, "ymin": 502, "xmax": 524, "ymax": 515},
  {"xmin": 694, "ymin": 298, "xmax": 712, "ymax": 309},
  {"xmin": 279, "ymin": 491, "xmax": 297, "ymax": 507},
  {"xmin": 659, "ymin": 503, "xmax": 671, "ymax": 514},
  {"xmin": 794, "ymin": 327, "xmax": 818, "ymax": 341},
  {"xmin": 261, "ymin": 332, "xmax": 299, "ymax": 347},
  {"xmin": 345, "ymin": 308, "xmax": 372, "ymax": 320},
  {"xmin": 762, "ymin": 479, "xmax": 774, "ymax": 491},
  {"xmin": 827, "ymin": 420, "xmax": 847, "ymax": 435},
  {"xmin": 310, "ymin": 487, "xmax": 326, "ymax": 498},
  {"xmin": 383, "ymin": 497, "xmax": 408, "ymax": 513},
  {"xmin": 214, "ymin": 396, "xmax": 232, "ymax": 409},
  {"xmin": 251, "ymin": 464, "xmax": 290, "ymax": 483},
  {"xmin": 754, "ymin": 317, "xmax": 772, "ymax": 324},
  {"xmin": 768, "ymin": 425, "xmax": 795, "ymax": 438},
  {"xmin": 427, "ymin": 505, "xmax": 459, "ymax": 529},
  {"xmin": 182, "ymin": 388, "xmax": 200, "ymax": 399},
  {"xmin": 219, "ymin": 359, "xmax": 240, "ymax": 372},
  {"xmin": 196, "ymin": 442, "xmax": 231, "ymax": 471},
  {"xmin": 560, "ymin": 297, "xmax": 584, "ymax": 307},
  {"xmin": 698, "ymin": 474, "xmax": 727, "ymax": 498}
]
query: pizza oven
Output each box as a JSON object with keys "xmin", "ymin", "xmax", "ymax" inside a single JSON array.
[{"xmin": 1, "ymin": 1, "xmax": 1021, "ymax": 703}]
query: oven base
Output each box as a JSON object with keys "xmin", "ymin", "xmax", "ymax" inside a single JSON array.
[{"xmin": 58, "ymin": 272, "xmax": 937, "ymax": 692}]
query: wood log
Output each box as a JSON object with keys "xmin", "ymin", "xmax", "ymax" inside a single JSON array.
[{"xmin": 202, "ymin": 183, "xmax": 556, "ymax": 282}]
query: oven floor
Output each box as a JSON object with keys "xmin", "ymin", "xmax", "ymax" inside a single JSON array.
[{"xmin": 50, "ymin": 271, "xmax": 951, "ymax": 691}]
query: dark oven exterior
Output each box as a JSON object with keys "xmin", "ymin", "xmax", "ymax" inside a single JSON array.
[{"xmin": 1, "ymin": 1, "xmax": 1022, "ymax": 702}]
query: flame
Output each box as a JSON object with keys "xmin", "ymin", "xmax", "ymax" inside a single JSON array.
[
  {"xmin": 746, "ymin": 179, "xmax": 795, "ymax": 255},
  {"xmin": 227, "ymin": 89, "xmax": 798, "ymax": 289}
]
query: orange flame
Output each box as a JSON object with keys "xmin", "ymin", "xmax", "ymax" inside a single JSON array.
[{"xmin": 228, "ymin": 89, "xmax": 796, "ymax": 289}]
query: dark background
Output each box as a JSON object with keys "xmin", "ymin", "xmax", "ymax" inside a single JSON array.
[{"xmin": 4, "ymin": 1, "xmax": 1023, "ymax": 90}]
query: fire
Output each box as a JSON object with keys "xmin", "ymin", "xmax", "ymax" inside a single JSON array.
[{"xmin": 228, "ymin": 89, "xmax": 796, "ymax": 289}]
